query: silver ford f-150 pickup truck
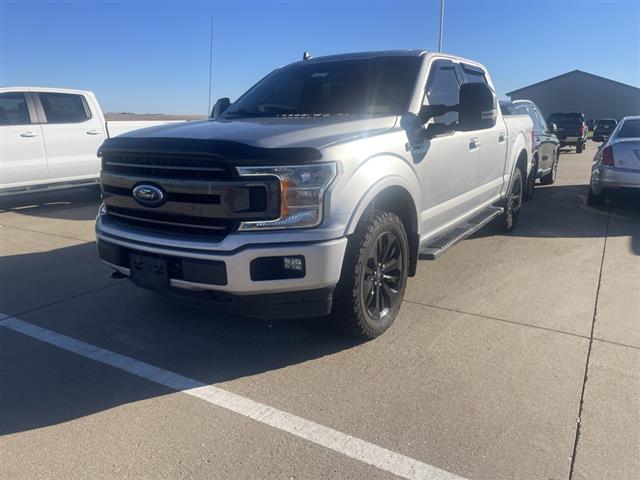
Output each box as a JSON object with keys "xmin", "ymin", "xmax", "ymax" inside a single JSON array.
[{"xmin": 96, "ymin": 50, "xmax": 533, "ymax": 339}]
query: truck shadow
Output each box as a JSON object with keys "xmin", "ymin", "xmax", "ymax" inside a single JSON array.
[
  {"xmin": 0, "ymin": 186, "xmax": 101, "ymax": 222},
  {"xmin": 0, "ymin": 242, "xmax": 362, "ymax": 436},
  {"xmin": 476, "ymin": 183, "xmax": 640, "ymax": 256}
]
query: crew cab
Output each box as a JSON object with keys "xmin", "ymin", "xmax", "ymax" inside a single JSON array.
[
  {"xmin": 0, "ymin": 87, "xmax": 182, "ymax": 195},
  {"xmin": 96, "ymin": 50, "xmax": 532, "ymax": 339},
  {"xmin": 547, "ymin": 112, "xmax": 588, "ymax": 153}
]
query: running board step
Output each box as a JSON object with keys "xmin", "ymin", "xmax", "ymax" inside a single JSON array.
[{"xmin": 419, "ymin": 207, "xmax": 503, "ymax": 260}]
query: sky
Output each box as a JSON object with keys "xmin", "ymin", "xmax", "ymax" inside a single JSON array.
[{"xmin": 1, "ymin": 0, "xmax": 638, "ymax": 115}]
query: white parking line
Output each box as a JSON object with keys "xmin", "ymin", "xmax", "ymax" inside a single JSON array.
[{"xmin": 0, "ymin": 314, "xmax": 465, "ymax": 480}]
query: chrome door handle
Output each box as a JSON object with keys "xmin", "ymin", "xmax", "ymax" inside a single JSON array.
[
  {"xmin": 20, "ymin": 131, "xmax": 39, "ymax": 138},
  {"xmin": 86, "ymin": 129, "xmax": 102, "ymax": 135},
  {"xmin": 469, "ymin": 137, "xmax": 481, "ymax": 149}
]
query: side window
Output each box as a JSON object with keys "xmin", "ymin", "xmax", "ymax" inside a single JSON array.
[
  {"xmin": 0, "ymin": 93, "xmax": 32, "ymax": 126},
  {"xmin": 424, "ymin": 61, "xmax": 460, "ymax": 126},
  {"xmin": 461, "ymin": 64, "xmax": 488, "ymax": 85},
  {"xmin": 532, "ymin": 107, "xmax": 548, "ymax": 132},
  {"xmin": 38, "ymin": 93, "xmax": 90, "ymax": 124}
]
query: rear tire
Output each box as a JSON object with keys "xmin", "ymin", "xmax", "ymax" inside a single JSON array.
[
  {"xmin": 576, "ymin": 141, "xmax": 584, "ymax": 154},
  {"xmin": 540, "ymin": 152, "xmax": 558, "ymax": 185},
  {"xmin": 498, "ymin": 166, "xmax": 523, "ymax": 232},
  {"xmin": 333, "ymin": 210, "xmax": 409, "ymax": 339},
  {"xmin": 587, "ymin": 187, "xmax": 605, "ymax": 206},
  {"xmin": 523, "ymin": 157, "xmax": 537, "ymax": 201}
]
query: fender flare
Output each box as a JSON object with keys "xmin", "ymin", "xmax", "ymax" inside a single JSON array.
[{"xmin": 343, "ymin": 174, "xmax": 421, "ymax": 237}]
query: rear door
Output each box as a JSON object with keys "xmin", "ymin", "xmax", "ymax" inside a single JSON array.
[
  {"xmin": 34, "ymin": 91, "xmax": 105, "ymax": 183},
  {"xmin": 0, "ymin": 91, "xmax": 47, "ymax": 190}
]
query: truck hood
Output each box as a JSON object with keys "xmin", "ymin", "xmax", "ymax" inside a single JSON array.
[{"xmin": 116, "ymin": 115, "xmax": 398, "ymax": 150}]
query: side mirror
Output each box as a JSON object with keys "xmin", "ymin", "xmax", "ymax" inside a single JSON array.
[
  {"xmin": 548, "ymin": 122, "xmax": 557, "ymax": 133},
  {"xmin": 211, "ymin": 97, "xmax": 231, "ymax": 119},
  {"xmin": 457, "ymin": 83, "xmax": 497, "ymax": 132}
]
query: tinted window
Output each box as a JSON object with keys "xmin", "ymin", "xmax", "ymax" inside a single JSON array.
[
  {"xmin": 461, "ymin": 64, "xmax": 488, "ymax": 85},
  {"xmin": 617, "ymin": 119, "xmax": 640, "ymax": 138},
  {"xmin": 225, "ymin": 57, "xmax": 421, "ymax": 117},
  {"xmin": 597, "ymin": 119, "xmax": 617, "ymax": 128},
  {"xmin": 548, "ymin": 113, "xmax": 583, "ymax": 126},
  {"xmin": 0, "ymin": 93, "xmax": 31, "ymax": 125},
  {"xmin": 39, "ymin": 93, "xmax": 90, "ymax": 123},
  {"xmin": 425, "ymin": 62, "xmax": 460, "ymax": 125}
]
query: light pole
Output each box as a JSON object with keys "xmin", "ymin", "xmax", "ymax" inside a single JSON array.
[
  {"xmin": 438, "ymin": 0, "xmax": 445, "ymax": 52},
  {"xmin": 207, "ymin": 16, "xmax": 213, "ymax": 116}
]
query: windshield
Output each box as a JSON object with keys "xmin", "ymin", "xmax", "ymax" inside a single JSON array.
[
  {"xmin": 617, "ymin": 119, "xmax": 640, "ymax": 138},
  {"xmin": 225, "ymin": 57, "xmax": 422, "ymax": 118}
]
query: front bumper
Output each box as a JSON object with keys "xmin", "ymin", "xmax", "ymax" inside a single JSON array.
[
  {"xmin": 591, "ymin": 165, "xmax": 640, "ymax": 195},
  {"xmin": 97, "ymin": 230, "xmax": 347, "ymax": 294}
]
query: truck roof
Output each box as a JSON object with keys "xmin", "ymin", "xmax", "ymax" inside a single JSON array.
[
  {"xmin": 294, "ymin": 49, "xmax": 485, "ymax": 71},
  {"xmin": 299, "ymin": 50, "xmax": 427, "ymax": 64},
  {"xmin": 0, "ymin": 86, "xmax": 94, "ymax": 95}
]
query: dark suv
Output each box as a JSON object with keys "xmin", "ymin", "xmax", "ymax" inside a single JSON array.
[
  {"xmin": 501, "ymin": 100, "xmax": 560, "ymax": 199},
  {"xmin": 593, "ymin": 118, "xmax": 618, "ymax": 142},
  {"xmin": 547, "ymin": 112, "xmax": 588, "ymax": 153}
]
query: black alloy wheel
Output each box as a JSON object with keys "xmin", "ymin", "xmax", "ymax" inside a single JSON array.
[{"xmin": 362, "ymin": 230, "xmax": 404, "ymax": 322}]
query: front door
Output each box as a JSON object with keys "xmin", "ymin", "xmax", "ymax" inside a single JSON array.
[
  {"xmin": 417, "ymin": 60, "xmax": 479, "ymax": 237},
  {"xmin": 0, "ymin": 92, "xmax": 47, "ymax": 190}
]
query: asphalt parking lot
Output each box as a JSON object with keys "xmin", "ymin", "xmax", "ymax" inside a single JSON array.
[{"xmin": 1, "ymin": 141, "xmax": 638, "ymax": 480}]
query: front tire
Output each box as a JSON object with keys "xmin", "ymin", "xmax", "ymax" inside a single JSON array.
[
  {"xmin": 576, "ymin": 141, "xmax": 584, "ymax": 154},
  {"xmin": 499, "ymin": 166, "xmax": 524, "ymax": 232},
  {"xmin": 333, "ymin": 210, "xmax": 409, "ymax": 339}
]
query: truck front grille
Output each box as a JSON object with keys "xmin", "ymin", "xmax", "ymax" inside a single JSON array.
[
  {"xmin": 105, "ymin": 205, "xmax": 236, "ymax": 238},
  {"xmin": 102, "ymin": 153, "xmax": 233, "ymax": 180}
]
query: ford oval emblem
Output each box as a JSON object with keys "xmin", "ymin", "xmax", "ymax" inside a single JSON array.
[{"xmin": 132, "ymin": 184, "xmax": 166, "ymax": 207}]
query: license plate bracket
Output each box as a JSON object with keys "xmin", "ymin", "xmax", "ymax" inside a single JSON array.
[{"xmin": 129, "ymin": 253, "xmax": 169, "ymax": 290}]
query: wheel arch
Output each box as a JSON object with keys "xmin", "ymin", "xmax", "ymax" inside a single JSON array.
[{"xmin": 345, "ymin": 181, "xmax": 420, "ymax": 277}]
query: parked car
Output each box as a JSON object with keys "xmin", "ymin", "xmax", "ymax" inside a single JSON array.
[
  {"xmin": 0, "ymin": 87, "xmax": 183, "ymax": 195},
  {"xmin": 501, "ymin": 100, "xmax": 560, "ymax": 198},
  {"xmin": 96, "ymin": 50, "xmax": 533, "ymax": 339},
  {"xmin": 592, "ymin": 118, "xmax": 618, "ymax": 142},
  {"xmin": 587, "ymin": 119, "xmax": 596, "ymax": 132},
  {"xmin": 588, "ymin": 116, "xmax": 640, "ymax": 205},
  {"xmin": 547, "ymin": 112, "xmax": 588, "ymax": 153}
]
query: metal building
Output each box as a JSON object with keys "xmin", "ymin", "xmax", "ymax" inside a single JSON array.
[{"xmin": 507, "ymin": 70, "xmax": 640, "ymax": 122}]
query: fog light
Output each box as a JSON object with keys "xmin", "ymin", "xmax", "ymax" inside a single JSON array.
[
  {"xmin": 250, "ymin": 256, "xmax": 306, "ymax": 281},
  {"xmin": 283, "ymin": 256, "xmax": 304, "ymax": 271}
]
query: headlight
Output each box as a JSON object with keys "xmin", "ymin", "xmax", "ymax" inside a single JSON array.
[{"xmin": 236, "ymin": 162, "xmax": 336, "ymax": 230}]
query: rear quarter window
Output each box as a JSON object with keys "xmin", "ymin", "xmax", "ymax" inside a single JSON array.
[
  {"xmin": 617, "ymin": 119, "xmax": 640, "ymax": 138},
  {"xmin": 38, "ymin": 92, "xmax": 90, "ymax": 124}
]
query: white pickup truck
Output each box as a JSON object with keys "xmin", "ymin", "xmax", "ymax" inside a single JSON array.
[
  {"xmin": 0, "ymin": 87, "xmax": 183, "ymax": 195},
  {"xmin": 96, "ymin": 50, "xmax": 533, "ymax": 338}
]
